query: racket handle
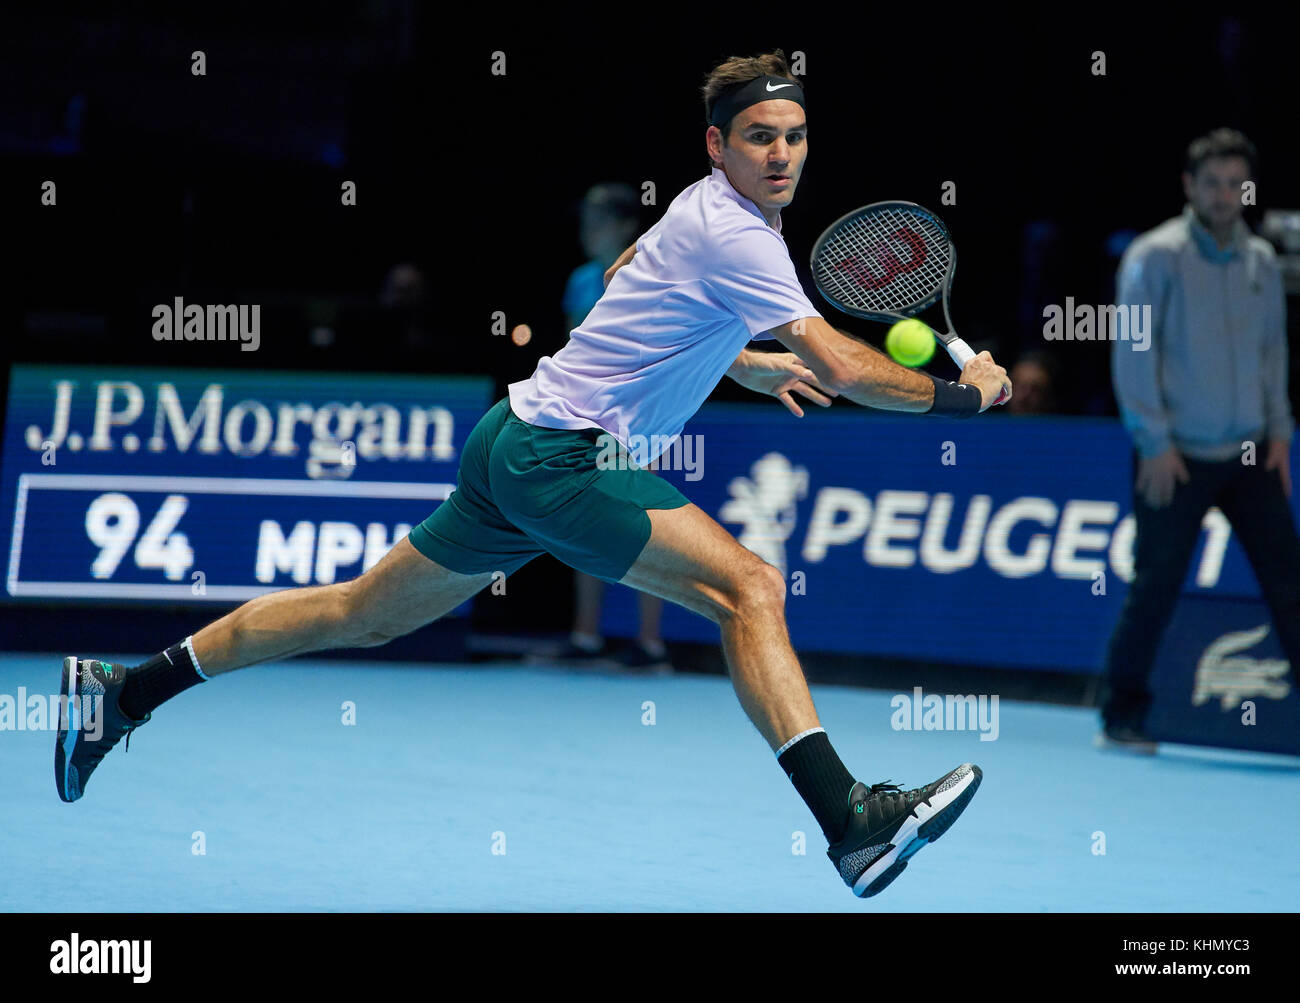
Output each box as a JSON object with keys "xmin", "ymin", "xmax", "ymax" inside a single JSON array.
[
  {"xmin": 944, "ymin": 339, "xmax": 976, "ymax": 368},
  {"xmin": 943, "ymin": 337, "xmax": 1010, "ymax": 407}
]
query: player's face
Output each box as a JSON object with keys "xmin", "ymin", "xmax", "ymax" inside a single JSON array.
[
  {"xmin": 1182, "ymin": 155, "xmax": 1250, "ymax": 236},
  {"xmin": 711, "ymin": 100, "xmax": 807, "ymax": 221}
]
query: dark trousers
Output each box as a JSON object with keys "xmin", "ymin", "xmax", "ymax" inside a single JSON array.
[{"xmin": 1099, "ymin": 450, "xmax": 1300, "ymax": 728}]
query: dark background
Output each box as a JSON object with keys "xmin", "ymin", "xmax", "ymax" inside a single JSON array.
[{"xmin": 2, "ymin": 5, "xmax": 1297, "ymax": 644}]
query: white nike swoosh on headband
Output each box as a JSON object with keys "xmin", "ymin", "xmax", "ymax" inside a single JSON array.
[{"xmin": 765, "ymin": 81, "xmax": 796, "ymax": 91}]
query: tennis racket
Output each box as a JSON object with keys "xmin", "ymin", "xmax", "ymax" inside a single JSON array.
[{"xmin": 810, "ymin": 201, "xmax": 1009, "ymax": 406}]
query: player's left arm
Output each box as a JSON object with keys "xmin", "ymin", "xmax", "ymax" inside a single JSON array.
[
  {"xmin": 771, "ymin": 315, "xmax": 1008, "ymax": 413},
  {"xmin": 770, "ymin": 315, "xmax": 936, "ymax": 411},
  {"xmin": 726, "ymin": 347, "xmax": 838, "ymax": 417},
  {"xmin": 713, "ymin": 230, "xmax": 995, "ymax": 412}
]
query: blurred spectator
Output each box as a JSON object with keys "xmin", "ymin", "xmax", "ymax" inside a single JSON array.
[
  {"xmin": 561, "ymin": 183, "xmax": 641, "ymax": 326},
  {"xmin": 1006, "ymin": 350, "xmax": 1062, "ymax": 415},
  {"xmin": 380, "ymin": 261, "xmax": 425, "ymax": 309},
  {"xmin": 554, "ymin": 183, "xmax": 672, "ymax": 673},
  {"xmin": 379, "ymin": 261, "xmax": 432, "ymax": 353},
  {"xmin": 1098, "ymin": 127, "xmax": 1300, "ymax": 751}
]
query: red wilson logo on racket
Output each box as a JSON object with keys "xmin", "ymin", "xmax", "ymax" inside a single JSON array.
[{"xmin": 833, "ymin": 228, "xmax": 929, "ymax": 291}]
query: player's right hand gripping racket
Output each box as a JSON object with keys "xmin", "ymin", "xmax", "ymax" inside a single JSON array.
[{"xmin": 810, "ymin": 201, "xmax": 1010, "ymax": 406}]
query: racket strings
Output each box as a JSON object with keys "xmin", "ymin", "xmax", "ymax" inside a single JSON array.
[{"xmin": 814, "ymin": 207, "xmax": 951, "ymax": 314}]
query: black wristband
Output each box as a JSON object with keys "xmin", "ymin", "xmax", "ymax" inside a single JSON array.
[{"xmin": 924, "ymin": 374, "xmax": 982, "ymax": 417}]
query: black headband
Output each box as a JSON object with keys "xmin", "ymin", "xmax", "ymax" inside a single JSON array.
[{"xmin": 708, "ymin": 74, "xmax": 805, "ymax": 129}]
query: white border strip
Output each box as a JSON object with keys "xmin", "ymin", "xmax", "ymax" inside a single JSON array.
[
  {"xmin": 774, "ymin": 726, "xmax": 826, "ymax": 758},
  {"xmin": 6, "ymin": 475, "xmax": 30, "ymax": 599},
  {"xmin": 6, "ymin": 581, "xmax": 281, "ymax": 600},
  {"xmin": 16, "ymin": 473, "xmax": 455, "ymax": 499},
  {"xmin": 183, "ymin": 634, "xmax": 210, "ymax": 680}
]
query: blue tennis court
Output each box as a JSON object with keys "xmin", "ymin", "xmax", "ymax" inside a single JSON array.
[{"xmin": 4, "ymin": 653, "xmax": 1297, "ymax": 912}]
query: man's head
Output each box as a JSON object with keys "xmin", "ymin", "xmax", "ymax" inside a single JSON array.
[
  {"xmin": 701, "ymin": 50, "xmax": 807, "ymax": 223},
  {"xmin": 579, "ymin": 183, "xmax": 640, "ymax": 266},
  {"xmin": 1182, "ymin": 128, "xmax": 1257, "ymax": 239},
  {"xmin": 379, "ymin": 262, "xmax": 426, "ymax": 310},
  {"xmin": 1007, "ymin": 350, "xmax": 1060, "ymax": 415}
]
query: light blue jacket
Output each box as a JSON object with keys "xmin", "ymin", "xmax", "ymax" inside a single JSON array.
[{"xmin": 1111, "ymin": 205, "xmax": 1293, "ymax": 460}]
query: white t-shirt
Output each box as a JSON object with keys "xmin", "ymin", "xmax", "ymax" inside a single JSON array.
[{"xmin": 508, "ymin": 167, "xmax": 821, "ymax": 463}]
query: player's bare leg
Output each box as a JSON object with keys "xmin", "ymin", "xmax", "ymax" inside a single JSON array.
[
  {"xmin": 617, "ymin": 503, "xmax": 817, "ymax": 750},
  {"xmin": 618, "ymin": 502, "xmax": 981, "ymax": 898},
  {"xmin": 192, "ymin": 537, "xmax": 495, "ymax": 676},
  {"xmin": 56, "ymin": 537, "xmax": 493, "ymax": 802}
]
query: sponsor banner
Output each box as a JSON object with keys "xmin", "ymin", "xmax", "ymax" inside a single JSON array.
[
  {"xmin": 1, "ymin": 365, "xmax": 492, "ymax": 602},
  {"xmin": 600, "ymin": 404, "xmax": 1300, "ymax": 674},
  {"xmin": 1146, "ymin": 596, "xmax": 1298, "ymax": 756}
]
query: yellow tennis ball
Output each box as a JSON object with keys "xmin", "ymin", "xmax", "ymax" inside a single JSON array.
[{"xmin": 885, "ymin": 319, "xmax": 936, "ymax": 367}]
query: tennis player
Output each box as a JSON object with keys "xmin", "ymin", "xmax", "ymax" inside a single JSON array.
[{"xmin": 57, "ymin": 49, "xmax": 1010, "ymax": 898}]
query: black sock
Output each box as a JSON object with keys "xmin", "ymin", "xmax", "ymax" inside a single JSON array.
[
  {"xmin": 777, "ymin": 729, "xmax": 857, "ymax": 844},
  {"xmin": 118, "ymin": 638, "xmax": 208, "ymax": 719}
]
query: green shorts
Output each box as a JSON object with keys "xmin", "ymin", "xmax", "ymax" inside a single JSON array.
[{"xmin": 409, "ymin": 397, "xmax": 690, "ymax": 583}]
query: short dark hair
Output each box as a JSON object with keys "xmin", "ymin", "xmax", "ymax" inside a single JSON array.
[
  {"xmin": 701, "ymin": 49, "xmax": 800, "ymax": 151},
  {"xmin": 1185, "ymin": 127, "xmax": 1257, "ymax": 178},
  {"xmin": 581, "ymin": 182, "xmax": 640, "ymax": 223}
]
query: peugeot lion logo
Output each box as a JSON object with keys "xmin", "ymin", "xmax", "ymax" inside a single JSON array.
[{"xmin": 718, "ymin": 452, "xmax": 809, "ymax": 576}]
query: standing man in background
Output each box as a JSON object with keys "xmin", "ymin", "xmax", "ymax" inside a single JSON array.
[
  {"xmin": 1100, "ymin": 127, "xmax": 1300, "ymax": 752},
  {"xmin": 554, "ymin": 183, "xmax": 673, "ymax": 672}
]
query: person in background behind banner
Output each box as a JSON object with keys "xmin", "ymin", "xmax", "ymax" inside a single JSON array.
[
  {"xmin": 555, "ymin": 183, "xmax": 673, "ymax": 673},
  {"xmin": 1006, "ymin": 350, "xmax": 1062, "ymax": 415},
  {"xmin": 1099, "ymin": 127, "xmax": 1300, "ymax": 753}
]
